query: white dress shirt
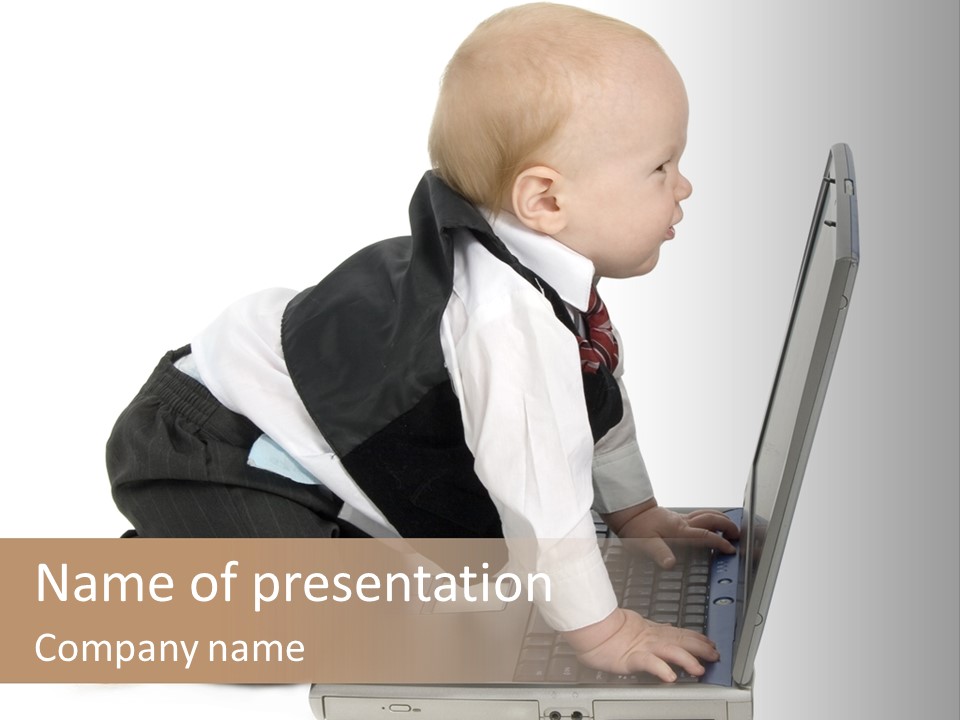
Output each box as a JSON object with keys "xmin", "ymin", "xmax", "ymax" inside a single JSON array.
[{"xmin": 190, "ymin": 209, "xmax": 654, "ymax": 631}]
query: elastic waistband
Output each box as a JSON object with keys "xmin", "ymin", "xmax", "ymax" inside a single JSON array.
[{"xmin": 143, "ymin": 345, "xmax": 262, "ymax": 447}]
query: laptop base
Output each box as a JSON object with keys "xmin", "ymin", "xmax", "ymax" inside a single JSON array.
[{"xmin": 310, "ymin": 682, "xmax": 753, "ymax": 720}]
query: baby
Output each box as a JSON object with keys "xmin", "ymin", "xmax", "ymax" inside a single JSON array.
[{"xmin": 107, "ymin": 3, "xmax": 738, "ymax": 682}]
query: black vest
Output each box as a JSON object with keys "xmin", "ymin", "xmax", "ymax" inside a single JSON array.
[{"xmin": 281, "ymin": 173, "xmax": 623, "ymax": 537}]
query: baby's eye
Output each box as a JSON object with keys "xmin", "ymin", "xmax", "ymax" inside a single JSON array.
[{"xmin": 655, "ymin": 163, "xmax": 667, "ymax": 173}]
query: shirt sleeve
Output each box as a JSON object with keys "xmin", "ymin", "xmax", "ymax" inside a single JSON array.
[
  {"xmin": 591, "ymin": 372, "xmax": 655, "ymax": 514},
  {"xmin": 447, "ymin": 286, "xmax": 617, "ymax": 632}
]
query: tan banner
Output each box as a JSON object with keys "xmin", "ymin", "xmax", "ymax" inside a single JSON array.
[{"xmin": 0, "ymin": 538, "xmax": 566, "ymax": 684}]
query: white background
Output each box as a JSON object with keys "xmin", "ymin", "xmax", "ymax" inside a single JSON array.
[{"xmin": 1, "ymin": 1, "xmax": 957, "ymax": 718}]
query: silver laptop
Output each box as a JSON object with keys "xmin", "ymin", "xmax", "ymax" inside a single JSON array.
[{"xmin": 309, "ymin": 142, "xmax": 860, "ymax": 720}]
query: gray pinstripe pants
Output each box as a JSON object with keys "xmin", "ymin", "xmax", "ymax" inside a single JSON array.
[{"xmin": 106, "ymin": 347, "xmax": 364, "ymax": 538}]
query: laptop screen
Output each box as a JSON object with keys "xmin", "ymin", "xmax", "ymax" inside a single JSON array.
[{"xmin": 733, "ymin": 144, "xmax": 860, "ymax": 684}]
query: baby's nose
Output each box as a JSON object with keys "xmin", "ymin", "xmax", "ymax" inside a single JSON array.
[{"xmin": 677, "ymin": 173, "xmax": 693, "ymax": 201}]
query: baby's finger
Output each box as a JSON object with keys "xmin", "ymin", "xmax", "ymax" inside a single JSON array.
[
  {"xmin": 626, "ymin": 651, "xmax": 680, "ymax": 683},
  {"xmin": 649, "ymin": 643, "xmax": 706, "ymax": 677},
  {"xmin": 685, "ymin": 511, "xmax": 740, "ymax": 539},
  {"xmin": 624, "ymin": 537, "xmax": 676, "ymax": 568},
  {"xmin": 677, "ymin": 525, "xmax": 736, "ymax": 554},
  {"xmin": 669, "ymin": 626, "xmax": 720, "ymax": 660},
  {"xmin": 683, "ymin": 509, "xmax": 721, "ymax": 519}
]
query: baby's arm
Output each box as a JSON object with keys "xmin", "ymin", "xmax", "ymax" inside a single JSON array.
[{"xmin": 452, "ymin": 278, "xmax": 729, "ymax": 681}]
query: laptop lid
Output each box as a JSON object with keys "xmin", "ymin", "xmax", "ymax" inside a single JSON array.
[{"xmin": 731, "ymin": 142, "xmax": 859, "ymax": 685}]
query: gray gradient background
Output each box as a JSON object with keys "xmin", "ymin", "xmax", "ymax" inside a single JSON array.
[{"xmin": 1, "ymin": 1, "xmax": 957, "ymax": 718}]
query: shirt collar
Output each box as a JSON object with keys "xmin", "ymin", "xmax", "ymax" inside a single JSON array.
[
  {"xmin": 410, "ymin": 171, "xmax": 597, "ymax": 312},
  {"xmin": 482, "ymin": 209, "xmax": 597, "ymax": 312}
]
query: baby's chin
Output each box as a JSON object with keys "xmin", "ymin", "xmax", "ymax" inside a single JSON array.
[{"xmin": 602, "ymin": 253, "xmax": 661, "ymax": 279}]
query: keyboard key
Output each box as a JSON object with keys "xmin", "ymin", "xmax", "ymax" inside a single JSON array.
[
  {"xmin": 653, "ymin": 602, "xmax": 680, "ymax": 614},
  {"xmin": 552, "ymin": 642, "xmax": 577, "ymax": 656},
  {"xmin": 514, "ymin": 661, "xmax": 547, "ymax": 682},
  {"xmin": 519, "ymin": 647, "xmax": 550, "ymax": 663},
  {"xmin": 626, "ymin": 575, "xmax": 650, "ymax": 589},
  {"xmin": 526, "ymin": 612, "xmax": 554, "ymax": 635},
  {"xmin": 624, "ymin": 587, "xmax": 651, "ymax": 601},
  {"xmin": 546, "ymin": 656, "xmax": 580, "ymax": 682},
  {"xmin": 523, "ymin": 635, "xmax": 554, "ymax": 648},
  {"xmin": 652, "ymin": 613, "xmax": 678, "ymax": 624},
  {"xmin": 580, "ymin": 667, "xmax": 609, "ymax": 683},
  {"xmin": 624, "ymin": 598, "xmax": 650, "ymax": 613}
]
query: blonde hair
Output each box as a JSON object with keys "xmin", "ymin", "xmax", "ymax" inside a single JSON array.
[{"xmin": 428, "ymin": 3, "xmax": 662, "ymax": 214}]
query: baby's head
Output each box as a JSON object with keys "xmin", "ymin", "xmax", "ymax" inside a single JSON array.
[{"xmin": 429, "ymin": 3, "xmax": 693, "ymax": 278}]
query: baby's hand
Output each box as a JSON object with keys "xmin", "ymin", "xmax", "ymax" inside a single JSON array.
[
  {"xmin": 564, "ymin": 608, "xmax": 719, "ymax": 682},
  {"xmin": 605, "ymin": 499, "xmax": 739, "ymax": 569}
]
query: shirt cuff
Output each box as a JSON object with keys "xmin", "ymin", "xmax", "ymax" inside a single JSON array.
[
  {"xmin": 591, "ymin": 440, "xmax": 654, "ymax": 514},
  {"xmin": 508, "ymin": 517, "xmax": 619, "ymax": 633},
  {"xmin": 530, "ymin": 543, "xmax": 618, "ymax": 632}
]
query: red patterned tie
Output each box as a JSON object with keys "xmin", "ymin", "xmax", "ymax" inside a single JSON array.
[{"xmin": 579, "ymin": 287, "xmax": 619, "ymax": 374}]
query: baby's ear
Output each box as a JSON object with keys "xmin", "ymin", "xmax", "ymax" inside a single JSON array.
[{"xmin": 510, "ymin": 166, "xmax": 568, "ymax": 236}]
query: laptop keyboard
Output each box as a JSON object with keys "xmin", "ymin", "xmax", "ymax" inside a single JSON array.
[{"xmin": 513, "ymin": 540, "xmax": 713, "ymax": 684}]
